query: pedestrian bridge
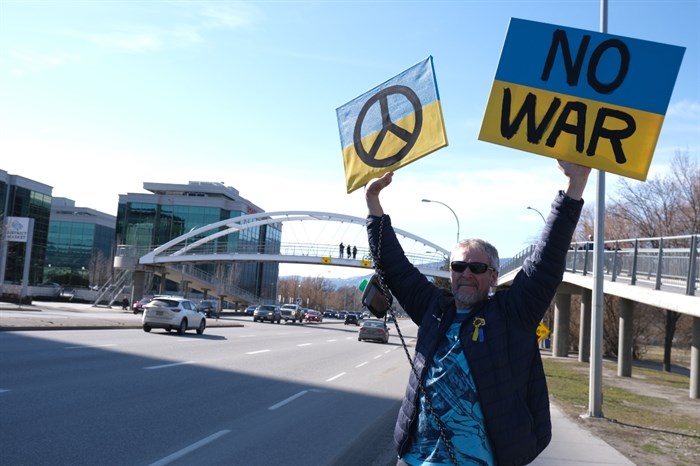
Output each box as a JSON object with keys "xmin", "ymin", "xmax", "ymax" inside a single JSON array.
[{"xmin": 130, "ymin": 211, "xmax": 451, "ymax": 277}]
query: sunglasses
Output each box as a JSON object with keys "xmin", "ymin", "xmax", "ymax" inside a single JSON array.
[{"xmin": 450, "ymin": 261, "xmax": 497, "ymax": 274}]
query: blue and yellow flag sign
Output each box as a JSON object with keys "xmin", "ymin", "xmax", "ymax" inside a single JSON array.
[
  {"xmin": 479, "ymin": 18, "xmax": 684, "ymax": 181},
  {"xmin": 337, "ymin": 56, "xmax": 447, "ymax": 193}
]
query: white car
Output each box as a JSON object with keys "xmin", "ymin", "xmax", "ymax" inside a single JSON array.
[{"xmin": 142, "ymin": 296, "xmax": 206, "ymax": 335}]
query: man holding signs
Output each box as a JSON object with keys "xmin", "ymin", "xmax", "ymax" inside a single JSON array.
[{"xmin": 337, "ymin": 15, "xmax": 682, "ymax": 466}]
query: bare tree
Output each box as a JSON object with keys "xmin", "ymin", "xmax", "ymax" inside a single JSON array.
[{"xmin": 606, "ymin": 150, "xmax": 698, "ymax": 369}]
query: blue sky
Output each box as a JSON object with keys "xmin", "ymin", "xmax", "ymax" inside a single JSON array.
[{"xmin": 1, "ymin": 0, "xmax": 698, "ymax": 278}]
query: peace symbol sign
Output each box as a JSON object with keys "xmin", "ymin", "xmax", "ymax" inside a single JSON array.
[{"xmin": 353, "ymin": 85, "xmax": 423, "ymax": 168}]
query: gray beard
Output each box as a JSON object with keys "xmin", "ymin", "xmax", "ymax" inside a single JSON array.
[{"xmin": 454, "ymin": 291, "xmax": 481, "ymax": 309}]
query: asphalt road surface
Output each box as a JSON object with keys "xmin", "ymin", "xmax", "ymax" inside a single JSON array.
[{"xmin": 0, "ymin": 317, "xmax": 416, "ymax": 465}]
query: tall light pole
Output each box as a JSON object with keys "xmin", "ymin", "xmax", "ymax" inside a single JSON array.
[
  {"xmin": 422, "ymin": 199, "xmax": 460, "ymax": 244},
  {"xmin": 526, "ymin": 206, "xmax": 546, "ymax": 224}
]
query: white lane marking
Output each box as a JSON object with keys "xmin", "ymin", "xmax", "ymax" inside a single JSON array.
[
  {"xmin": 245, "ymin": 349, "xmax": 271, "ymax": 355},
  {"xmin": 144, "ymin": 361, "xmax": 195, "ymax": 370},
  {"xmin": 268, "ymin": 390, "xmax": 308, "ymax": 410},
  {"xmin": 64, "ymin": 344, "xmax": 117, "ymax": 350},
  {"xmin": 356, "ymin": 361, "xmax": 369, "ymax": 368},
  {"xmin": 149, "ymin": 429, "xmax": 231, "ymax": 466},
  {"xmin": 297, "ymin": 343, "xmax": 312, "ymax": 347},
  {"xmin": 373, "ymin": 355, "xmax": 383, "ymax": 359},
  {"xmin": 325, "ymin": 372, "xmax": 346, "ymax": 382},
  {"xmin": 0, "ymin": 389, "xmax": 10, "ymax": 394},
  {"xmin": 327, "ymin": 339, "xmax": 337, "ymax": 342}
]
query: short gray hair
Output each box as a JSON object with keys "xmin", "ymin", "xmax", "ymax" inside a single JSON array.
[{"xmin": 451, "ymin": 239, "xmax": 500, "ymax": 272}]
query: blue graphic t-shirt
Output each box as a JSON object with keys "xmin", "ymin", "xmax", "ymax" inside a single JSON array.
[{"xmin": 402, "ymin": 310, "xmax": 495, "ymax": 465}]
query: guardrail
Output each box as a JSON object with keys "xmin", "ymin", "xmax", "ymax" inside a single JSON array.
[{"xmin": 499, "ymin": 234, "xmax": 699, "ymax": 296}]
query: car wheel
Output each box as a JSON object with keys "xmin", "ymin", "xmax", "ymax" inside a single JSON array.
[
  {"xmin": 143, "ymin": 324, "xmax": 151, "ymax": 333},
  {"xmin": 196, "ymin": 319, "xmax": 206, "ymax": 335},
  {"xmin": 177, "ymin": 319, "xmax": 188, "ymax": 335}
]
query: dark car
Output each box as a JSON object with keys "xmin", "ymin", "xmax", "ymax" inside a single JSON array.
[
  {"xmin": 344, "ymin": 313, "xmax": 359, "ymax": 326},
  {"xmin": 358, "ymin": 319, "xmax": 390, "ymax": 343},
  {"xmin": 197, "ymin": 299, "xmax": 219, "ymax": 318},
  {"xmin": 244, "ymin": 305, "xmax": 257, "ymax": 316},
  {"xmin": 253, "ymin": 304, "xmax": 281, "ymax": 323}
]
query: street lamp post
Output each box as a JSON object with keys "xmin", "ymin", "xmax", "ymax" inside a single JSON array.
[
  {"xmin": 422, "ymin": 199, "xmax": 460, "ymax": 244},
  {"xmin": 526, "ymin": 206, "xmax": 546, "ymax": 224}
]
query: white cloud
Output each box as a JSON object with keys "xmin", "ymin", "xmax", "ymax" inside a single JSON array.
[
  {"xmin": 82, "ymin": 31, "xmax": 162, "ymax": 52},
  {"xmin": 6, "ymin": 49, "xmax": 80, "ymax": 75},
  {"xmin": 196, "ymin": 2, "xmax": 262, "ymax": 29},
  {"xmin": 667, "ymin": 99, "xmax": 700, "ymax": 119}
]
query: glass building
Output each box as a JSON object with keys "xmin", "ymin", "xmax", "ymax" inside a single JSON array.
[
  {"xmin": 116, "ymin": 181, "xmax": 280, "ymax": 305},
  {"xmin": 46, "ymin": 198, "xmax": 116, "ymax": 287},
  {"xmin": 0, "ymin": 169, "xmax": 52, "ymax": 287}
]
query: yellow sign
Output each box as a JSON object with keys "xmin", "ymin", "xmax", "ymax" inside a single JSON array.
[
  {"xmin": 536, "ymin": 322, "xmax": 550, "ymax": 342},
  {"xmin": 361, "ymin": 259, "xmax": 372, "ymax": 268},
  {"xmin": 321, "ymin": 256, "xmax": 331, "ymax": 264}
]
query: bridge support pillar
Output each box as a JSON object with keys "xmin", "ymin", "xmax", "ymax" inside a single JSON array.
[
  {"xmin": 691, "ymin": 317, "xmax": 700, "ymax": 399},
  {"xmin": 617, "ymin": 298, "xmax": 634, "ymax": 377},
  {"xmin": 553, "ymin": 293, "xmax": 571, "ymax": 357},
  {"xmin": 131, "ymin": 271, "xmax": 146, "ymax": 305},
  {"xmin": 181, "ymin": 281, "xmax": 190, "ymax": 298},
  {"xmin": 579, "ymin": 289, "xmax": 592, "ymax": 363},
  {"xmin": 159, "ymin": 271, "xmax": 168, "ymax": 295}
]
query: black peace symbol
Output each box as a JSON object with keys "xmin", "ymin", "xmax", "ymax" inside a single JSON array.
[{"xmin": 353, "ymin": 85, "xmax": 423, "ymax": 168}]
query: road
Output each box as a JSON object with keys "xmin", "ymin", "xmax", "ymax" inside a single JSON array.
[{"xmin": 0, "ymin": 317, "xmax": 416, "ymax": 465}]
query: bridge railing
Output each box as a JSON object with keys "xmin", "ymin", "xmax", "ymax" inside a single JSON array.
[{"xmin": 499, "ymin": 234, "xmax": 699, "ymax": 296}]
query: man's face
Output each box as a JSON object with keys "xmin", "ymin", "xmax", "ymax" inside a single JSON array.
[{"xmin": 450, "ymin": 248, "xmax": 498, "ymax": 308}]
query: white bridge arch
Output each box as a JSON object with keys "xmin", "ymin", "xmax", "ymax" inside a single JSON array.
[{"xmin": 139, "ymin": 211, "xmax": 451, "ymax": 278}]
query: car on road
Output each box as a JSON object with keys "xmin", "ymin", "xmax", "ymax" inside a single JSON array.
[
  {"xmin": 344, "ymin": 312, "xmax": 360, "ymax": 326},
  {"xmin": 323, "ymin": 310, "xmax": 335, "ymax": 319},
  {"xmin": 358, "ymin": 319, "xmax": 390, "ymax": 343},
  {"xmin": 142, "ymin": 296, "xmax": 206, "ymax": 335},
  {"xmin": 197, "ymin": 299, "xmax": 219, "ymax": 318},
  {"xmin": 244, "ymin": 304, "xmax": 257, "ymax": 316},
  {"xmin": 304, "ymin": 309, "xmax": 323, "ymax": 322},
  {"xmin": 280, "ymin": 303, "xmax": 304, "ymax": 323},
  {"xmin": 132, "ymin": 297, "xmax": 152, "ymax": 314},
  {"xmin": 253, "ymin": 304, "xmax": 281, "ymax": 323}
]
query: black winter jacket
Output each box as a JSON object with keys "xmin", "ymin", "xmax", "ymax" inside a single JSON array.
[{"xmin": 366, "ymin": 191, "xmax": 583, "ymax": 466}]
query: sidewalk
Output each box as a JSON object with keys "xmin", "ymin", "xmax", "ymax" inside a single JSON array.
[
  {"xmin": 0, "ymin": 300, "xmax": 244, "ymax": 330},
  {"xmin": 532, "ymin": 404, "xmax": 634, "ymax": 465},
  {"xmin": 0, "ymin": 301, "xmax": 636, "ymax": 465}
]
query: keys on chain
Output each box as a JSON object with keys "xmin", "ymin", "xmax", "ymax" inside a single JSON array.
[{"xmin": 472, "ymin": 317, "xmax": 486, "ymax": 342}]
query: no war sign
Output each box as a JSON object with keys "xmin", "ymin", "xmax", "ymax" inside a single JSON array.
[{"xmin": 479, "ymin": 18, "xmax": 685, "ymax": 181}]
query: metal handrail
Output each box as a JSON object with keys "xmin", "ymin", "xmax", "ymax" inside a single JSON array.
[{"xmin": 499, "ymin": 234, "xmax": 699, "ymax": 296}]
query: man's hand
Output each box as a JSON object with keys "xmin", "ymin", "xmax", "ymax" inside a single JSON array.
[
  {"xmin": 365, "ymin": 172, "xmax": 393, "ymax": 216},
  {"xmin": 557, "ymin": 160, "xmax": 591, "ymax": 200}
]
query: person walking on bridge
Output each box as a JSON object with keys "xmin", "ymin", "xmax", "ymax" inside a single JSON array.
[
  {"xmin": 339, "ymin": 242, "xmax": 344, "ymax": 258},
  {"xmin": 364, "ymin": 160, "xmax": 590, "ymax": 466}
]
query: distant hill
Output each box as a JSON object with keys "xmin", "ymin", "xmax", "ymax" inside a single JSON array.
[{"xmin": 280, "ymin": 273, "xmax": 372, "ymax": 290}]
